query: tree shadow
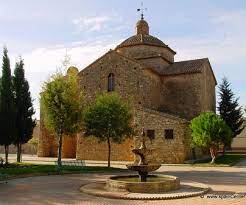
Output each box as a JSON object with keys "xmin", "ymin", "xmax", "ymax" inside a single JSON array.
[{"xmin": 157, "ymin": 169, "xmax": 246, "ymax": 186}]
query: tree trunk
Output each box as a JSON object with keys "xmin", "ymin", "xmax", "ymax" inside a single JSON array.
[
  {"xmin": 57, "ymin": 130, "xmax": 63, "ymax": 170},
  {"xmin": 210, "ymin": 145, "xmax": 217, "ymax": 164},
  {"xmin": 222, "ymin": 144, "xmax": 226, "ymax": 156},
  {"xmin": 4, "ymin": 145, "xmax": 9, "ymax": 165},
  {"xmin": 17, "ymin": 143, "xmax": 22, "ymax": 163},
  {"xmin": 192, "ymin": 148, "xmax": 196, "ymax": 160},
  {"xmin": 107, "ymin": 137, "xmax": 111, "ymax": 168}
]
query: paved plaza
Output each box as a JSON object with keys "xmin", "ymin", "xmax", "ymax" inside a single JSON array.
[{"xmin": 0, "ymin": 159, "xmax": 246, "ymax": 205}]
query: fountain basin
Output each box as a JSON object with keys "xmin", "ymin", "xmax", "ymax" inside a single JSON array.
[
  {"xmin": 126, "ymin": 164, "xmax": 161, "ymax": 173},
  {"xmin": 106, "ymin": 175, "xmax": 180, "ymax": 193}
]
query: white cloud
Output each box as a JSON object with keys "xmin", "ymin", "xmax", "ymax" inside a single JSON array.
[
  {"xmin": 73, "ymin": 16, "xmax": 111, "ymax": 32},
  {"xmin": 166, "ymin": 9, "xmax": 246, "ymax": 67},
  {"xmin": 168, "ymin": 36, "xmax": 246, "ymax": 66},
  {"xmin": 211, "ymin": 10, "xmax": 246, "ymax": 27},
  {"xmin": 72, "ymin": 14, "xmax": 127, "ymax": 33}
]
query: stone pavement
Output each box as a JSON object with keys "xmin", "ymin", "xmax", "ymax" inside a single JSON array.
[
  {"xmin": 0, "ymin": 163, "xmax": 246, "ymax": 205},
  {"xmin": 234, "ymin": 159, "xmax": 246, "ymax": 168},
  {"xmin": 0, "ymin": 154, "xmax": 131, "ymax": 166}
]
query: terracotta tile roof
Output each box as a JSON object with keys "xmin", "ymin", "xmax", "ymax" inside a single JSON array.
[
  {"xmin": 116, "ymin": 34, "xmax": 176, "ymax": 54},
  {"xmin": 157, "ymin": 58, "xmax": 208, "ymax": 75},
  {"xmin": 138, "ymin": 108, "xmax": 188, "ymax": 122}
]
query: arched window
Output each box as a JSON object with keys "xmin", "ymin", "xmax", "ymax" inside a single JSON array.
[{"xmin": 108, "ymin": 73, "xmax": 115, "ymax": 92}]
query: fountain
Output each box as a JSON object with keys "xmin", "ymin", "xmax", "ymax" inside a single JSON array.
[
  {"xmin": 106, "ymin": 128, "xmax": 180, "ymax": 193},
  {"xmin": 126, "ymin": 129, "xmax": 161, "ymax": 182}
]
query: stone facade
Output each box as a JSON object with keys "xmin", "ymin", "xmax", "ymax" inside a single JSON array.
[{"xmin": 38, "ymin": 18, "xmax": 217, "ymax": 163}]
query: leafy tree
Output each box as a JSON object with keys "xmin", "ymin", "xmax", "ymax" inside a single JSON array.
[
  {"xmin": 0, "ymin": 47, "xmax": 15, "ymax": 164},
  {"xmin": 83, "ymin": 92, "xmax": 135, "ymax": 167},
  {"xmin": 13, "ymin": 58, "xmax": 36, "ymax": 162},
  {"xmin": 190, "ymin": 112, "xmax": 232, "ymax": 163},
  {"xmin": 218, "ymin": 77, "xmax": 244, "ymax": 152},
  {"xmin": 41, "ymin": 71, "xmax": 83, "ymax": 169}
]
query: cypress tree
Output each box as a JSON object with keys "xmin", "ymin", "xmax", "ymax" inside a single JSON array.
[
  {"xmin": 218, "ymin": 77, "xmax": 245, "ymax": 152},
  {"xmin": 0, "ymin": 47, "xmax": 15, "ymax": 164},
  {"xmin": 13, "ymin": 57, "xmax": 36, "ymax": 162}
]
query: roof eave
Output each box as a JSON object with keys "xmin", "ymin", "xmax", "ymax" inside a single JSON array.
[{"xmin": 116, "ymin": 43, "xmax": 176, "ymax": 54}]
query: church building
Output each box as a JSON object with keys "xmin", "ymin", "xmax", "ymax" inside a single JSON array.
[{"xmin": 38, "ymin": 16, "xmax": 217, "ymax": 163}]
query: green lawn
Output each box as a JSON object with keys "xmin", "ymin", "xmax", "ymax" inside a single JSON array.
[
  {"xmin": 193, "ymin": 153, "xmax": 246, "ymax": 166},
  {"xmin": 0, "ymin": 163, "xmax": 127, "ymax": 178}
]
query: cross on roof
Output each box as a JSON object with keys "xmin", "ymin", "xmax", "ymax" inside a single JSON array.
[{"xmin": 137, "ymin": 2, "xmax": 147, "ymax": 20}]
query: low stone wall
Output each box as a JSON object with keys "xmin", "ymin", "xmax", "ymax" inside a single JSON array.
[
  {"xmin": 106, "ymin": 175, "xmax": 180, "ymax": 193},
  {"xmin": 0, "ymin": 121, "xmax": 40, "ymax": 155},
  {"xmin": 135, "ymin": 108, "xmax": 191, "ymax": 164},
  {"xmin": 0, "ymin": 144, "xmax": 37, "ymax": 155}
]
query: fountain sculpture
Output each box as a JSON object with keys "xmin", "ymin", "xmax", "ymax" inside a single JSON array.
[{"xmin": 126, "ymin": 128, "xmax": 161, "ymax": 182}]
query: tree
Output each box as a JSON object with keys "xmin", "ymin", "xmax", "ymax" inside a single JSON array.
[
  {"xmin": 83, "ymin": 92, "xmax": 135, "ymax": 167},
  {"xmin": 218, "ymin": 77, "xmax": 244, "ymax": 152},
  {"xmin": 0, "ymin": 47, "xmax": 15, "ymax": 164},
  {"xmin": 13, "ymin": 58, "xmax": 36, "ymax": 162},
  {"xmin": 190, "ymin": 112, "xmax": 232, "ymax": 163},
  {"xmin": 41, "ymin": 71, "xmax": 83, "ymax": 169}
]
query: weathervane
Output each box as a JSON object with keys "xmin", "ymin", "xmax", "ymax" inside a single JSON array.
[{"xmin": 137, "ymin": 2, "xmax": 147, "ymax": 20}]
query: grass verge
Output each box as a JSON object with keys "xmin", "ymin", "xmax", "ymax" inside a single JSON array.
[
  {"xmin": 0, "ymin": 163, "xmax": 127, "ymax": 178},
  {"xmin": 192, "ymin": 153, "xmax": 246, "ymax": 167}
]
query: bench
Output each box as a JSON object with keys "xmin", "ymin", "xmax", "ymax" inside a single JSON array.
[
  {"xmin": 0, "ymin": 173, "xmax": 8, "ymax": 183},
  {"xmin": 54, "ymin": 160, "xmax": 86, "ymax": 167},
  {"xmin": 0, "ymin": 157, "xmax": 5, "ymax": 167}
]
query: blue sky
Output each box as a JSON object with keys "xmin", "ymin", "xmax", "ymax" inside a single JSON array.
[{"xmin": 0, "ymin": 0, "xmax": 246, "ymax": 119}]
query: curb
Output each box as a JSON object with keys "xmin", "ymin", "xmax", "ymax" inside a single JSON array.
[{"xmin": 80, "ymin": 182, "xmax": 210, "ymax": 200}]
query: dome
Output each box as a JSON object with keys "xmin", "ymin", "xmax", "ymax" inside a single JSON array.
[
  {"xmin": 67, "ymin": 66, "xmax": 79, "ymax": 76},
  {"xmin": 116, "ymin": 34, "xmax": 169, "ymax": 49},
  {"xmin": 136, "ymin": 19, "xmax": 149, "ymax": 35},
  {"xmin": 115, "ymin": 18, "xmax": 176, "ymax": 61},
  {"xmin": 136, "ymin": 19, "xmax": 148, "ymax": 27},
  {"xmin": 116, "ymin": 18, "xmax": 175, "ymax": 54}
]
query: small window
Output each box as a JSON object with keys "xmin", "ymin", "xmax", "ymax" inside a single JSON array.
[
  {"xmin": 147, "ymin": 130, "xmax": 155, "ymax": 140},
  {"xmin": 108, "ymin": 73, "xmax": 115, "ymax": 92},
  {"xmin": 165, "ymin": 129, "xmax": 174, "ymax": 139}
]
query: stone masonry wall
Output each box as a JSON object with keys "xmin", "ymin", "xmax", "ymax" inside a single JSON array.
[
  {"xmin": 76, "ymin": 136, "xmax": 134, "ymax": 161},
  {"xmin": 201, "ymin": 62, "xmax": 216, "ymax": 112},
  {"xmin": 136, "ymin": 56, "xmax": 171, "ymax": 70},
  {"xmin": 37, "ymin": 120, "xmax": 57, "ymax": 157},
  {"xmin": 38, "ymin": 125, "xmax": 77, "ymax": 158},
  {"xmin": 161, "ymin": 73, "xmax": 202, "ymax": 120},
  {"xmin": 78, "ymin": 50, "xmax": 163, "ymax": 111},
  {"xmin": 135, "ymin": 108, "xmax": 190, "ymax": 164},
  {"xmin": 38, "ymin": 116, "xmax": 77, "ymax": 158}
]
